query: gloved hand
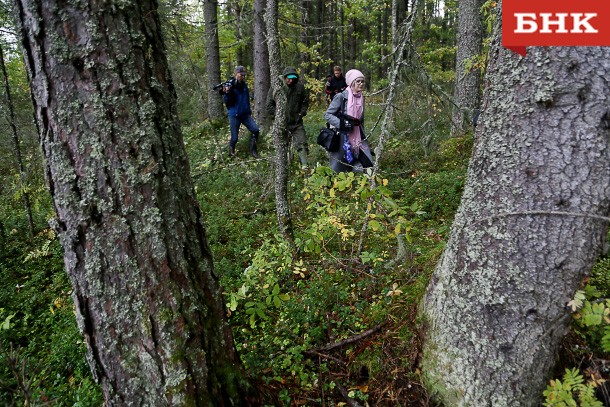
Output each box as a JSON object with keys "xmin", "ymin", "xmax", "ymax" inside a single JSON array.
[
  {"xmin": 343, "ymin": 114, "xmax": 361, "ymax": 127},
  {"xmin": 340, "ymin": 118, "xmax": 354, "ymax": 131}
]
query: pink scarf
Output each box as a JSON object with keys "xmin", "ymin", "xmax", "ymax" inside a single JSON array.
[{"xmin": 346, "ymin": 86, "xmax": 363, "ymax": 153}]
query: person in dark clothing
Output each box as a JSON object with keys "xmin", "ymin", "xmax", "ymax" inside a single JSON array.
[
  {"xmin": 324, "ymin": 74, "xmax": 333, "ymax": 104},
  {"xmin": 324, "ymin": 66, "xmax": 348, "ymax": 104},
  {"xmin": 223, "ymin": 65, "xmax": 260, "ymax": 158},
  {"xmin": 267, "ymin": 66, "xmax": 310, "ymax": 168}
]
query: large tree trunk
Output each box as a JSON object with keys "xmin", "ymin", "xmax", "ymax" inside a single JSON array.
[
  {"xmin": 450, "ymin": 0, "xmax": 483, "ymax": 136},
  {"xmin": 253, "ymin": 0, "xmax": 270, "ymax": 127},
  {"xmin": 14, "ymin": 0, "xmax": 246, "ymax": 404},
  {"xmin": 421, "ymin": 18, "xmax": 610, "ymax": 407},
  {"xmin": 203, "ymin": 0, "xmax": 225, "ymax": 121}
]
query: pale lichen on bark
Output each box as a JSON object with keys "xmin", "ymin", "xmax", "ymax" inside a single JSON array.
[
  {"xmin": 15, "ymin": 0, "xmax": 245, "ymax": 404},
  {"xmin": 422, "ymin": 38, "xmax": 610, "ymax": 407}
]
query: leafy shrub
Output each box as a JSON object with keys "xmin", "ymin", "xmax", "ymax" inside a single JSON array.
[{"xmin": 0, "ymin": 232, "xmax": 102, "ymax": 405}]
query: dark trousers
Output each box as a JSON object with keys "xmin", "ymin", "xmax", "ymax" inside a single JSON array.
[{"xmin": 229, "ymin": 114, "xmax": 259, "ymax": 147}]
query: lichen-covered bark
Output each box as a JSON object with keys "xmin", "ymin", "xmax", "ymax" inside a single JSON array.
[
  {"xmin": 264, "ymin": 0, "xmax": 293, "ymax": 242},
  {"xmin": 450, "ymin": 0, "xmax": 484, "ymax": 137},
  {"xmin": 14, "ymin": 0, "xmax": 245, "ymax": 404},
  {"xmin": 422, "ymin": 25, "xmax": 610, "ymax": 407}
]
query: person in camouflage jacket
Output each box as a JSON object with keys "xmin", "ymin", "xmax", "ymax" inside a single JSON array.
[{"xmin": 266, "ymin": 66, "xmax": 310, "ymax": 168}]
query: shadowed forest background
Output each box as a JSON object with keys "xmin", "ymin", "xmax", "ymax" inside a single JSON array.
[{"xmin": 1, "ymin": 0, "xmax": 610, "ymax": 405}]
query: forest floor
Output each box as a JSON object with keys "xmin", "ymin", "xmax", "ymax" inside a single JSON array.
[
  {"xmin": 4, "ymin": 108, "xmax": 607, "ymax": 405},
  {"xmin": 186, "ymin": 114, "xmax": 472, "ymax": 405}
]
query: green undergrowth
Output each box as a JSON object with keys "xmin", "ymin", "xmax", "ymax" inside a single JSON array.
[
  {"xmin": 188, "ymin": 114, "xmax": 471, "ymax": 404},
  {"xmin": 0, "ymin": 109, "xmax": 470, "ymax": 404},
  {"xmin": 0, "ymin": 230, "xmax": 103, "ymax": 405},
  {"xmin": 545, "ymin": 253, "xmax": 610, "ymax": 406}
]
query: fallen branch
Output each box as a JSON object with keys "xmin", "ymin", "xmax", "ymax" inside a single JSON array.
[
  {"xmin": 303, "ymin": 350, "xmax": 346, "ymax": 366},
  {"xmin": 319, "ymin": 321, "xmax": 388, "ymax": 352},
  {"xmin": 334, "ymin": 381, "xmax": 363, "ymax": 407}
]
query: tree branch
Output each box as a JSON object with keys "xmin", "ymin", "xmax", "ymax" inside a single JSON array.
[{"xmin": 318, "ymin": 321, "xmax": 387, "ymax": 352}]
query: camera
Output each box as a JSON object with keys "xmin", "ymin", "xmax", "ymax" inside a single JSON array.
[{"xmin": 213, "ymin": 77, "xmax": 235, "ymax": 93}]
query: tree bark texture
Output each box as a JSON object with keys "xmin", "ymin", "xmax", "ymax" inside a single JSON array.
[
  {"xmin": 421, "ymin": 33, "xmax": 610, "ymax": 406},
  {"xmin": 253, "ymin": 0, "xmax": 270, "ymax": 126},
  {"xmin": 203, "ymin": 0, "xmax": 225, "ymax": 121},
  {"xmin": 450, "ymin": 0, "xmax": 483, "ymax": 137},
  {"xmin": 14, "ymin": 0, "xmax": 244, "ymax": 404},
  {"xmin": 264, "ymin": 0, "xmax": 294, "ymax": 242}
]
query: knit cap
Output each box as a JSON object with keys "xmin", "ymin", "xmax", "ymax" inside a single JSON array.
[
  {"xmin": 282, "ymin": 66, "xmax": 299, "ymax": 79},
  {"xmin": 345, "ymin": 69, "xmax": 364, "ymax": 86}
]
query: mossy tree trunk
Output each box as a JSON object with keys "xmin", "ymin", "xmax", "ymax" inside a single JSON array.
[
  {"xmin": 14, "ymin": 0, "xmax": 246, "ymax": 404},
  {"xmin": 421, "ymin": 17, "xmax": 610, "ymax": 407},
  {"xmin": 265, "ymin": 0, "xmax": 294, "ymax": 243}
]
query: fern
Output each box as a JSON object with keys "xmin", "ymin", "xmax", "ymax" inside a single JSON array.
[{"xmin": 544, "ymin": 368, "xmax": 603, "ymax": 406}]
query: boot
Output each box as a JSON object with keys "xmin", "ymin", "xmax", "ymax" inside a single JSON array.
[
  {"xmin": 229, "ymin": 144, "xmax": 235, "ymax": 157},
  {"xmin": 297, "ymin": 149, "xmax": 308, "ymax": 169},
  {"xmin": 250, "ymin": 136, "xmax": 260, "ymax": 159}
]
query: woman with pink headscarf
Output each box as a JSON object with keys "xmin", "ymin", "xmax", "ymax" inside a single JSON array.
[{"xmin": 324, "ymin": 69, "xmax": 374, "ymax": 172}]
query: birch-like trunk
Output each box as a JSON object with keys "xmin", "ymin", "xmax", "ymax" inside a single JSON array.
[
  {"xmin": 421, "ymin": 22, "xmax": 610, "ymax": 407},
  {"xmin": 264, "ymin": 0, "xmax": 293, "ymax": 242},
  {"xmin": 14, "ymin": 0, "xmax": 246, "ymax": 404}
]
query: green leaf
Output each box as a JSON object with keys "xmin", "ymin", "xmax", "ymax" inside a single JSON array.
[
  {"xmin": 369, "ymin": 220, "xmax": 381, "ymax": 231},
  {"xmin": 583, "ymin": 312, "xmax": 602, "ymax": 327},
  {"xmin": 601, "ymin": 326, "xmax": 610, "ymax": 352},
  {"xmin": 229, "ymin": 296, "xmax": 238, "ymax": 311},
  {"xmin": 256, "ymin": 308, "xmax": 267, "ymax": 319},
  {"xmin": 1, "ymin": 313, "xmax": 15, "ymax": 330}
]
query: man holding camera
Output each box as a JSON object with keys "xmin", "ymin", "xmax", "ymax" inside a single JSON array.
[{"xmin": 222, "ymin": 65, "xmax": 260, "ymax": 158}]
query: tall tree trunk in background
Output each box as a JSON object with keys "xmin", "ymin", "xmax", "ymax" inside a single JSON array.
[
  {"xmin": 299, "ymin": 0, "xmax": 309, "ymax": 71},
  {"xmin": 234, "ymin": 2, "xmax": 244, "ymax": 65},
  {"xmin": 450, "ymin": 0, "xmax": 483, "ymax": 136},
  {"xmin": 14, "ymin": 0, "xmax": 247, "ymax": 404},
  {"xmin": 378, "ymin": 5, "xmax": 389, "ymax": 81},
  {"xmin": 327, "ymin": 0, "xmax": 336, "ymax": 71},
  {"xmin": 312, "ymin": 0, "xmax": 323, "ymax": 80},
  {"xmin": 339, "ymin": 0, "xmax": 345, "ymax": 68},
  {"xmin": 347, "ymin": 17, "xmax": 355, "ymax": 66},
  {"xmin": 203, "ymin": 0, "xmax": 225, "ymax": 121},
  {"xmin": 253, "ymin": 0, "xmax": 270, "ymax": 126},
  {"xmin": 421, "ymin": 15, "xmax": 610, "ymax": 405},
  {"xmin": 391, "ymin": 0, "xmax": 399, "ymax": 61},
  {"xmin": 1, "ymin": 42, "xmax": 34, "ymax": 237},
  {"xmin": 265, "ymin": 0, "xmax": 294, "ymax": 243}
]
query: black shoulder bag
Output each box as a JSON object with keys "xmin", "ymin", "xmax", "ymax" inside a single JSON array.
[
  {"xmin": 317, "ymin": 127, "xmax": 339, "ymax": 152},
  {"xmin": 317, "ymin": 96, "xmax": 346, "ymax": 152}
]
